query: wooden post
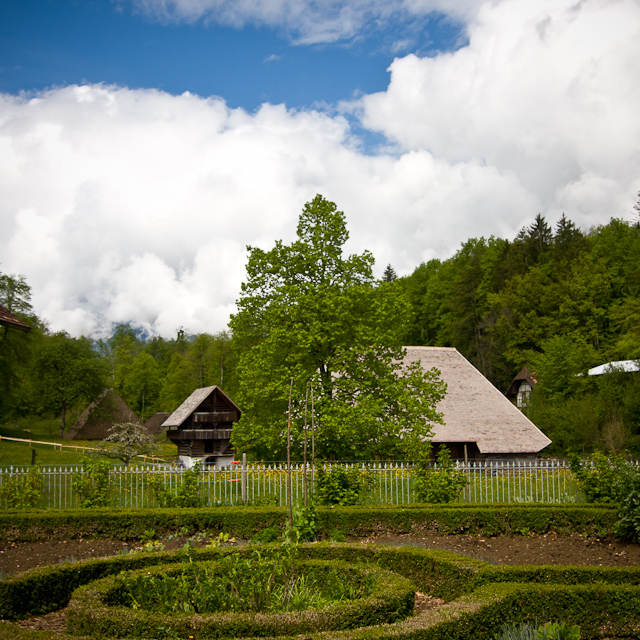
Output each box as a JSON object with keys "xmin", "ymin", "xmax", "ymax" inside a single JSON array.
[
  {"xmin": 31, "ymin": 448, "xmax": 36, "ymax": 466},
  {"xmin": 303, "ymin": 388, "xmax": 308, "ymax": 507},
  {"xmin": 464, "ymin": 444, "xmax": 469, "ymax": 503},
  {"xmin": 310, "ymin": 387, "xmax": 315, "ymax": 497},
  {"xmin": 241, "ymin": 453, "xmax": 247, "ymax": 504},
  {"xmin": 287, "ymin": 377, "xmax": 293, "ymax": 532}
]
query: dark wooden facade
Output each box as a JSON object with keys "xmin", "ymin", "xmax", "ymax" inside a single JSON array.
[{"xmin": 162, "ymin": 386, "xmax": 241, "ymax": 467}]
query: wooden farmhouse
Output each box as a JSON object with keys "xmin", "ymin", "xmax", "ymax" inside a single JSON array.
[
  {"xmin": 403, "ymin": 347, "xmax": 551, "ymax": 461},
  {"xmin": 0, "ymin": 305, "xmax": 31, "ymax": 332},
  {"xmin": 162, "ymin": 386, "xmax": 241, "ymax": 468}
]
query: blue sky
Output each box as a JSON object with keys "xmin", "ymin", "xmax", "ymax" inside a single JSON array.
[
  {"xmin": 1, "ymin": 0, "xmax": 639, "ymax": 338},
  {"xmin": 1, "ymin": 0, "xmax": 464, "ymax": 109}
]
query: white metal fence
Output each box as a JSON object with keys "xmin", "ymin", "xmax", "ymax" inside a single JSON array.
[{"xmin": 0, "ymin": 459, "xmax": 614, "ymax": 509}]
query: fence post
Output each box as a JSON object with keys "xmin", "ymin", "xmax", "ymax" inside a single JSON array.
[{"xmin": 241, "ymin": 453, "xmax": 247, "ymax": 504}]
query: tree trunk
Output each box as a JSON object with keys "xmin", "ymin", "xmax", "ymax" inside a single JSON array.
[{"xmin": 59, "ymin": 402, "xmax": 66, "ymax": 438}]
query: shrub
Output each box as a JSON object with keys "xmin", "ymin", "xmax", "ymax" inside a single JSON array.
[
  {"xmin": 414, "ymin": 446, "xmax": 468, "ymax": 503},
  {"xmin": 73, "ymin": 458, "xmax": 110, "ymax": 508},
  {"xmin": 149, "ymin": 463, "xmax": 202, "ymax": 508},
  {"xmin": 288, "ymin": 502, "xmax": 319, "ymax": 542},
  {"xmin": 568, "ymin": 451, "xmax": 633, "ymax": 503},
  {"xmin": 614, "ymin": 468, "xmax": 640, "ymax": 542},
  {"xmin": 315, "ymin": 464, "xmax": 369, "ymax": 506},
  {"xmin": 536, "ymin": 621, "xmax": 580, "ymax": 640},
  {"xmin": 0, "ymin": 466, "xmax": 42, "ymax": 509}
]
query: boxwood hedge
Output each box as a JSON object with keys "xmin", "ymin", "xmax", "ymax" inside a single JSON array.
[
  {"xmin": 66, "ymin": 559, "xmax": 415, "ymax": 638},
  {"xmin": 1, "ymin": 543, "xmax": 639, "ymax": 639},
  {"xmin": 0, "ymin": 504, "xmax": 619, "ymax": 542}
]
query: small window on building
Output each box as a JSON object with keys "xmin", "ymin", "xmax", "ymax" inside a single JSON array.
[{"xmin": 516, "ymin": 382, "xmax": 532, "ymax": 408}]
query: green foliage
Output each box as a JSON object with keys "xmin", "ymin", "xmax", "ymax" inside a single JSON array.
[
  {"xmin": 252, "ymin": 526, "xmax": 281, "ymax": 543},
  {"xmin": 35, "ymin": 332, "xmax": 107, "ymax": 436},
  {"xmin": 0, "ymin": 466, "xmax": 42, "ymax": 509},
  {"xmin": 401, "ymin": 213, "xmax": 640, "ymax": 456},
  {"xmin": 536, "ymin": 622, "xmax": 580, "ymax": 640},
  {"xmin": 0, "ymin": 504, "xmax": 620, "ymax": 546},
  {"xmin": 67, "ymin": 554, "xmax": 414, "ymax": 638},
  {"xmin": 121, "ymin": 352, "xmax": 162, "ymax": 421},
  {"xmin": 113, "ymin": 548, "xmax": 374, "ymax": 618},
  {"xmin": 73, "ymin": 458, "xmax": 111, "ymax": 508},
  {"xmin": 229, "ymin": 194, "xmax": 445, "ymax": 460},
  {"xmin": 5, "ymin": 537, "xmax": 640, "ymax": 640},
  {"xmin": 412, "ymin": 445, "xmax": 468, "ymax": 504},
  {"xmin": 494, "ymin": 623, "xmax": 538, "ymax": 640},
  {"xmin": 287, "ymin": 502, "xmax": 319, "ymax": 543},
  {"xmin": 568, "ymin": 451, "xmax": 633, "ymax": 503},
  {"xmin": 315, "ymin": 464, "xmax": 369, "ymax": 506},
  {"xmin": 90, "ymin": 421, "xmax": 159, "ymax": 464},
  {"xmin": 149, "ymin": 464, "xmax": 203, "ymax": 508},
  {"xmin": 613, "ymin": 469, "xmax": 640, "ymax": 543}
]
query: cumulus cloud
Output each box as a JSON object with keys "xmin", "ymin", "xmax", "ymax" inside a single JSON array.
[
  {"xmin": 2, "ymin": 0, "xmax": 639, "ymax": 338},
  {"xmin": 358, "ymin": 0, "xmax": 640, "ymax": 220}
]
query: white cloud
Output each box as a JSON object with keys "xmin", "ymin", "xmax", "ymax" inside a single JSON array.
[
  {"xmin": 358, "ymin": 0, "xmax": 640, "ymax": 216},
  {"xmin": 127, "ymin": 0, "xmax": 484, "ymax": 43},
  {"xmin": 2, "ymin": 0, "xmax": 640, "ymax": 338}
]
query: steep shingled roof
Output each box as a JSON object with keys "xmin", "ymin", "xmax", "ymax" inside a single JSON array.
[
  {"xmin": 0, "ymin": 305, "xmax": 31, "ymax": 332},
  {"xmin": 162, "ymin": 386, "xmax": 242, "ymax": 428},
  {"xmin": 403, "ymin": 346, "xmax": 551, "ymax": 455}
]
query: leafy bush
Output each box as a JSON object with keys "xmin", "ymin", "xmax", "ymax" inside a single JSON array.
[
  {"xmin": 614, "ymin": 469, "xmax": 640, "ymax": 542},
  {"xmin": 315, "ymin": 464, "xmax": 369, "ymax": 505},
  {"xmin": 537, "ymin": 622, "xmax": 580, "ymax": 640},
  {"xmin": 287, "ymin": 502, "xmax": 319, "ymax": 543},
  {"xmin": 0, "ymin": 466, "xmax": 42, "ymax": 509},
  {"xmin": 149, "ymin": 463, "xmax": 203, "ymax": 508},
  {"xmin": 414, "ymin": 446, "xmax": 468, "ymax": 503},
  {"xmin": 72, "ymin": 458, "xmax": 110, "ymax": 508},
  {"xmin": 568, "ymin": 451, "xmax": 633, "ymax": 503}
]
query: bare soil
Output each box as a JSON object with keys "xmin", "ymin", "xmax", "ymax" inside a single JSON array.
[{"xmin": 2, "ymin": 533, "xmax": 639, "ymax": 636}]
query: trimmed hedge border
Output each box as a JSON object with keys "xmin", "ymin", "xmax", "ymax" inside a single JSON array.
[
  {"xmin": 0, "ymin": 504, "xmax": 619, "ymax": 542},
  {"xmin": 66, "ymin": 559, "xmax": 415, "ymax": 638},
  {"xmin": 2, "ymin": 543, "xmax": 640, "ymax": 639}
]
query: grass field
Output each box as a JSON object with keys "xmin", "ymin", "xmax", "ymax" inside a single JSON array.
[{"xmin": 0, "ymin": 418, "xmax": 178, "ymax": 467}]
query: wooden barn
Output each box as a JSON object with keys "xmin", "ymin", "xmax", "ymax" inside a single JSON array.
[
  {"xmin": 162, "ymin": 386, "xmax": 241, "ymax": 468},
  {"xmin": 403, "ymin": 347, "xmax": 551, "ymax": 461},
  {"xmin": 0, "ymin": 305, "xmax": 31, "ymax": 332},
  {"xmin": 64, "ymin": 388, "xmax": 141, "ymax": 440}
]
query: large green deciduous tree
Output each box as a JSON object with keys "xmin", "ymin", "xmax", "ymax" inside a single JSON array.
[
  {"xmin": 229, "ymin": 195, "xmax": 446, "ymax": 460},
  {"xmin": 36, "ymin": 332, "xmax": 107, "ymax": 436}
]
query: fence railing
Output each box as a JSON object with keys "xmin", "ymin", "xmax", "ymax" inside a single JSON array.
[{"xmin": 0, "ymin": 459, "xmax": 614, "ymax": 510}]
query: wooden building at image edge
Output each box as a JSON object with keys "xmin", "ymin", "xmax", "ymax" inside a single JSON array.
[
  {"xmin": 402, "ymin": 347, "xmax": 551, "ymax": 460},
  {"xmin": 162, "ymin": 386, "xmax": 241, "ymax": 468}
]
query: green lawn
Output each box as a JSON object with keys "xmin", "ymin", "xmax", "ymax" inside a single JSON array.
[{"xmin": 0, "ymin": 418, "xmax": 178, "ymax": 467}]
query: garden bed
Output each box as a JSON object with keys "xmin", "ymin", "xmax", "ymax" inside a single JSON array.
[{"xmin": 2, "ymin": 530, "xmax": 640, "ymax": 576}]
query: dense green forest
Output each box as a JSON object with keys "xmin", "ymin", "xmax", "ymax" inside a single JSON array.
[{"xmin": 1, "ymin": 198, "xmax": 640, "ymax": 457}]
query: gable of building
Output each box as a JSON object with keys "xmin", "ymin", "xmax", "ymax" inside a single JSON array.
[{"xmin": 402, "ymin": 347, "xmax": 551, "ymax": 456}]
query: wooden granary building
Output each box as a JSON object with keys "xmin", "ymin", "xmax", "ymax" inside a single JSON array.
[{"xmin": 162, "ymin": 386, "xmax": 241, "ymax": 468}]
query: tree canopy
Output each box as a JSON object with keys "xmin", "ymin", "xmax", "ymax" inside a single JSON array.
[{"xmin": 229, "ymin": 195, "xmax": 446, "ymax": 460}]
